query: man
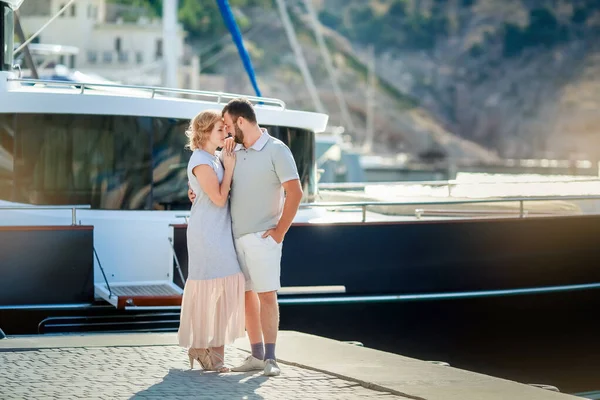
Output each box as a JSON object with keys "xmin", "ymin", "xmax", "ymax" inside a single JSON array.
[{"xmin": 188, "ymin": 98, "xmax": 303, "ymax": 376}]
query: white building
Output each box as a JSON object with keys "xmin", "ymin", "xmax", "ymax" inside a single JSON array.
[{"xmin": 18, "ymin": 0, "xmax": 199, "ymax": 89}]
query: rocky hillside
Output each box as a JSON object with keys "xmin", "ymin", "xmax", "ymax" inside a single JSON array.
[
  {"xmin": 316, "ymin": 0, "xmax": 600, "ymax": 161},
  {"xmin": 113, "ymin": 0, "xmax": 600, "ymax": 162}
]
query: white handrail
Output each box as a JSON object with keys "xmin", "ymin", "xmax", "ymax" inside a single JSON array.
[
  {"xmin": 319, "ymin": 177, "xmax": 600, "ymax": 189},
  {"xmin": 0, "ymin": 205, "xmax": 90, "ymax": 225},
  {"xmin": 319, "ymin": 177, "xmax": 600, "ymax": 197},
  {"xmin": 7, "ymin": 78, "xmax": 287, "ymax": 109},
  {"xmin": 2, "ymin": 195, "xmax": 600, "ymax": 225},
  {"xmin": 301, "ymin": 194, "xmax": 600, "ymax": 207},
  {"xmin": 300, "ymin": 194, "xmax": 600, "ymax": 222}
]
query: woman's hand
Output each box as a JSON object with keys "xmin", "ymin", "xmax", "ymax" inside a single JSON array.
[
  {"xmin": 222, "ymin": 150, "xmax": 236, "ymax": 172},
  {"xmin": 223, "ymin": 136, "xmax": 236, "ymax": 152}
]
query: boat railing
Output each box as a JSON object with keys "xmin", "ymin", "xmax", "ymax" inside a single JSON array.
[
  {"xmin": 0, "ymin": 205, "xmax": 90, "ymax": 225},
  {"xmin": 318, "ymin": 177, "xmax": 600, "ymax": 197},
  {"xmin": 7, "ymin": 78, "xmax": 287, "ymax": 109},
  {"xmin": 1, "ymin": 195, "xmax": 600, "ymax": 225},
  {"xmin": 299, "ymin": 195, "xmax": 600, "ymax": 222}
]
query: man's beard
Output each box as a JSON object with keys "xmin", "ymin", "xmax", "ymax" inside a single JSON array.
[{"xmin": 233, "ymin": 125, "xmax": 244, "ymax": 144}]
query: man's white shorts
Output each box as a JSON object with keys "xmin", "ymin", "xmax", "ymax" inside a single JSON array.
[{"xmin": 234, "ymin": 231, "xmax": 282, "ymax": 293}]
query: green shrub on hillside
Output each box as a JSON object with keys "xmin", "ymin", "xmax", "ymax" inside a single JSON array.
[
  {"xmin": 503, "ymin": 8, "xmax": 569, "ymax": 57},
  {"xmin": 319, "ymin": 0, "xmax": 448, "ymax": 52}
]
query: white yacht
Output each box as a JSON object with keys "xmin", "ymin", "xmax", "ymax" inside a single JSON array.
[{"xmin": 0, "ymin": 0, "xmax": 333, "ymax": 309}]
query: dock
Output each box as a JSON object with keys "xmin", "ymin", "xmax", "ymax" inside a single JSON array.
[{"xmin": 0, "ymin": 331, "xmax": 582, "ymax": 399}]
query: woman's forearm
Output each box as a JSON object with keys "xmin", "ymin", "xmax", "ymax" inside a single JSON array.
[{"xmin": 218, "ymin": 170, "xmax": 233, "ymax": 202}]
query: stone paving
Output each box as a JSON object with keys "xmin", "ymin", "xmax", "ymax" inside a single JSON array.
[{"xmin": 0, "ymin": 344, "xmax": 404, "ymax": 399}]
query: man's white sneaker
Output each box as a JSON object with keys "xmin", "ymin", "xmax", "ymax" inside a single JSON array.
[
  {"xmin": 263, "ymin": 359, "xmax": 281, "ymax": 376},
  {"xmin": 231, "ymin": 355, "xmax": 266, "ymax": 372}
]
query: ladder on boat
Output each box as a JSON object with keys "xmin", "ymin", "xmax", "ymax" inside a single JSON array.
[
  {"xmin": 93, "ymin": 241, "xmax": 345, "ymax": 310},
  {"xmin": 93, "ymin": 245, "xmax": 184, "ymax": 310},
  {"xmin": 94, "ymin": 281, "xmax": 183, "ymax": 309}
]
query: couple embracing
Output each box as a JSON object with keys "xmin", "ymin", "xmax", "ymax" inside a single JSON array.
[{"xmin": 177, "ymin": 98, "xmax": 303, "ymax": 376}]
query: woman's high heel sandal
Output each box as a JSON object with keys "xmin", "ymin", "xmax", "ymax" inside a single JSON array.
[
  {"xmin": 188, "ymin": 348, "xmax": 228, "ymax": 372},
  {"xmin": 188, "ymin": 348, "xmax": 210, "ymax": 370},
  {"xmin": 206, "ymin": 349, "xmax": 229, "ymax": 373}
]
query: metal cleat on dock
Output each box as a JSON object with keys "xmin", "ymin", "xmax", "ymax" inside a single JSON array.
[
  {"xmin": 343, "ymin": 341, "xmax": 364, "ymax": 347},
  {"xmin": 427, "ymin": 360, "xmax": 450, "ymax": 366},
  {"xmin": 528, "ymin": 384, "xmax": 560, "ymax": 392}
]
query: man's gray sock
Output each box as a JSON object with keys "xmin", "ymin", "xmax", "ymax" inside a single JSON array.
[
  {"xmin": 251, "ymin": 342, "xmax": 264, "ymax": 360},
  {"xmin": 264, "ymin": 343, "xmax": 276, "ymax": 361}
]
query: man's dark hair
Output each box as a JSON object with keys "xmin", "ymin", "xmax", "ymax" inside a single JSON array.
[{"xmin": 222, "ymin": 98, "xmax": 257, "ymax": 124}]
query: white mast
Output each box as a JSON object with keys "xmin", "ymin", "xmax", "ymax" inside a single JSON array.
[
  {"xmin": 302, "ymin": 0, "xmax": 355, "ymax": 132},
  {"xmin": 274, "ymin": 0, "xmax": 325, "ymax": 114},
  {"xmin": 162, "ymin": 0, "xmax": 178, "ymax": 89},
  {"xmin": 363, "ymin": 45, "xmax": 375, "ymax": 153}
]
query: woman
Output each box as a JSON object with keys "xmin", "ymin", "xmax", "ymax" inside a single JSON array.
[{"xmin": 177, "ymin": 110, "xmax": 245, "ymax": 373}]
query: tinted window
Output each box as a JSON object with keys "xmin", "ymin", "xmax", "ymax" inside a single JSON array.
[
  {"xmin": 152, "ymin": 117, "xmax": 190, "ymax": 210},
  {"xmin": 12, "ymin": 114, "xmax": 153, "ymax": 209},
  {"xmin": 2, "ymin": 114, "xmax": 316, "ymax": 209}
]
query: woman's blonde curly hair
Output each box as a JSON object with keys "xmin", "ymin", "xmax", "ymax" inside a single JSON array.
[{"xmin": 185, "ymin": 110, "xmax": 222, "ymax": 151}]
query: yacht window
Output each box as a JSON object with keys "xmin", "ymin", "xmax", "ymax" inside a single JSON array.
[
  {"xmin": 4, "ymin": 114, "xmax": 316, "ymax": 209},
  {"xmin": 70, "ymin": 4, "xmax": 76, "ymax": 17},
  {"xmin": 103, "ymin": 51, "xmax": 113, "ymax": 64},
  {"xmin": 136, "ymin": 52, "xmax": 143, "ymax": 64},
  {"xmin": 151, "ymin": 117, "xmax": 190, "ymax": 210},
  {"xmin": 1, "ymin": 4, "xmax": 14, "ymax": 71},
  {"xmin": 12, "ymin": 114, "xmax": 153, "ymax": 210},
  {"xmin": 115, "ymin": 37, "xmax": 121, "ymax": 53}
]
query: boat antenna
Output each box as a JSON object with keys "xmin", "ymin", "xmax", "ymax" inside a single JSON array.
[
  {"xmin": 13, "ymin": 10, "xmax": 37, "ymax": 78},
  {"xmin": 274, "ymin": 0, "xmax": 325, "ymax": 113},
  {"xmin": 162, "ymin": 0, "xmax": 178, "ymax": 89},
  {"xmin": 363, "ymin": 45, "xmax": 376, "ymax": 153},
  {"xmin": 13, "ymin": 0, "xmax": 76, "ymax": 56},
  {"xmin": 302, "ymin": 0, "xmax": 354, "ymax": 131}
]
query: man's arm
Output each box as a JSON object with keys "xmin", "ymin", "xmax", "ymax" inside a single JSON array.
[
  {"xmin": 263, "ymin": 179, "xmax": 303, "ymax": 243},
  {"xmin": 262, "ymin": 143, "xmax": 302, "ymax": 243}
]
